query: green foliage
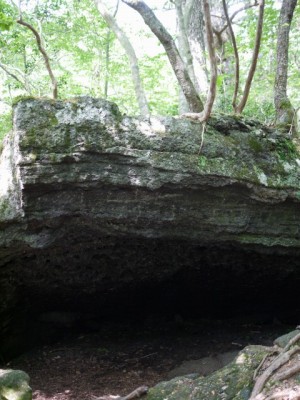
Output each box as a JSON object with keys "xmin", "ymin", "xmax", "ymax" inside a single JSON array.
[
  {"xmin": 0, "ymin": 0, "xmax": 15, "ymax": 32},
  {"xmin": 141, "ymin": 53, "xmax": 178, "ymax": 115},
  {"xmin": 0, "ymin": 0, "xmax": 298, "ymax": 125}
]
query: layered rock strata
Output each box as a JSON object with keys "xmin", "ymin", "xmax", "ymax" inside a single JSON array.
[{"xmin": 0, "ymin": 96, "xmax": 300, "ymax": 357}]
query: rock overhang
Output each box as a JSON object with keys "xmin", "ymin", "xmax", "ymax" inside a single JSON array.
[{"xmin": 1, "ymin": 96, "xmax": 300, "ymax": 357}]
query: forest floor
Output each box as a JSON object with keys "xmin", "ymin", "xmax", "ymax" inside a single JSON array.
[{"xmin": 4, "ymin": 317, "xmax": 292, "ymax": 400}]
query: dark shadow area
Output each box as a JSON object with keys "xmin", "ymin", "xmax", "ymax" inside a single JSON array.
[{"xmin": 1, "ymin": 238, "xmax": 300, "ymax": 361}]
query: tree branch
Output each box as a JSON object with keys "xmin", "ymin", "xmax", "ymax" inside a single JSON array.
[
  {"xmin": 219, "ymin": 2, "xmax": 258, "ymax": 35},
  {"xmin": 121, "ymin": 0, "xmax": 203, "ymax": 113},
  {"xmin": 0, "ymin": 63, "xmax": 27, "ymax": 89},
  {"xmin": 17, "ymin": 18, "xmax": 58, "ymax": 99}
]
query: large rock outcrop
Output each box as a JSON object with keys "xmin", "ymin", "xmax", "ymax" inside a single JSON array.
[{"xmin": 0, "ymin": 96, "xmax": 300, "ymax": 357}]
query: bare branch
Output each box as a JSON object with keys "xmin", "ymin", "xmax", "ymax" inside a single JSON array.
[
  {"xmin": 0, "ymin": 63, "xmax": 26, "ymax": 88},
  {"xmin": 17, "ymin": 18, "xmax": 58, "ymax": 99},
  {"xmin": 219, "ymin": 2, "xmax": 258, "ymax": 35}
]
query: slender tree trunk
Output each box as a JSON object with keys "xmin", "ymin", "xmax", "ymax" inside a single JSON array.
[
  {"xmin": 174, "ymin": 0, "xmax": 198, "ymax": 113},
  {"xmin": 181, "ymin": 0, "xmax": 217, "ymax": 122},
  {"xmin": 121, "ymin": 0, "xmax": 204, "ymax": 113},
  {"xmin": 104, "ymin": 1, "xmax": 119, "ymax": 99},
  {"xmin": 104, "ymin": 29, "xmax": 111, "ymax": 99},
  {"xmin": 17, "ymin": 18, "xmax": 58, "ymax": 99},
  {"xmin": 274, "ymin": 0, "xmax": 298, "ymax": 133},
  {"xmin": 188, "ymin": 0, "xmax": 208, "ymax": 94},
  {"xmin": 222, "ymin": 0, "xmax": 239, "ymax": 110},
  {"xmin": 200, "ymin": 0, "xmax": 217, "ymax": 122},
  {"xmin": 235, "ymin": 0, "xmax": 265, "ymax": 114},
  {"xmin": 94, "ymin": 0, "xmax": 149, "ymax": 116},
  {"xmin": 174, "ymin": 0, "xmax": 197, "ymax": 86}
]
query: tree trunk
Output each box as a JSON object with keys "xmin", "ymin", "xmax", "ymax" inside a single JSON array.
[
  {"xmin": 181, "ymin": 0, "xmax": 217, "ymax": 122},
  {"xmin": 188, "ymin": 0, "xmax": 208, "ymax": 94},
  {"xmin": 121, "ymin": 0, "xmax": 204, "ymax": 113},
  {"xmin": 17, "ymin": 18, "xmax": 58, "ymax": 99},
  {"xmin": 174, "ymin": 0, "xmax": 198, "ymax": 113},
  {"xmin": 94, "ymin": 0, "xmax": 149, "ymax": 117},
  {"xmin": 222, "ymin": 0, "xmax": 239, "ymax": 110},
  {"xmin": 274, "ymin": 0, "xmax": 298, "ymax": 134},
  {"xmin": 174, "ymin": 0, "xmax": 197, "ymax": 88},
  {"xmin": 235, "ymin": 0, "xmax": 265, "ymax": 114},
  {"xmin": 199, "ymin": 0, "xmax": 217, "ymax": 122}
]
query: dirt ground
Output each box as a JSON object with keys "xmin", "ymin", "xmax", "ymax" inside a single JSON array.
[{"xmin": 3, "ymin": 317, "xmax": 291, "ymax": 400}]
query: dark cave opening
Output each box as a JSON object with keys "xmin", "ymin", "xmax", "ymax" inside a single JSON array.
[{"xmin": 2, "ymin": 239, "xmax": 300, "ymax": 360}]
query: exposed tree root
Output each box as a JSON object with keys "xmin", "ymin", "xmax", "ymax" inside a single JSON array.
[
  {"xmin": 251, "ymin": 332, "xmax": 300, "ymax": 400},
  {"xmin": 253, "ymin": 351, "xmax": 279, "ymax": 381},
  {"xmin": 181, "ymin": 112, "xmax": 203, "ymax": 122},
  {"xmin": 255, "ymin": 386, "xmax": 300, "ymax": 400},
  {"xmin": 91, "ymin": 385, "xmax": 148, "ymax": 400},
  {"xmin": 276, "ymin": 364, "xmax": 300, "ymax": 382}
]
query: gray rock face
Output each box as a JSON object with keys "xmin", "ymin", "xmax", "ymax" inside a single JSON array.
[
  {"xmin": 167, "ymin": 351, "xmax": 239, "ymax": 379},
  {"xmin": 1, "ymin": 96, "xmax": 300, "ymax": 357}
]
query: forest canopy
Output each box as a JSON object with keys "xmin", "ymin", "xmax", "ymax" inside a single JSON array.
[{"xmin": 0, "ymin": 0, "xmax": 299, "ymax": 140}]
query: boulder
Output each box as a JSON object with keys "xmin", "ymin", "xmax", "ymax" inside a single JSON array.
[
  {"xmin": 166, "ymin": 351, "xmax": 239, "ymax": 379},
  {"xmin": 0, "ymin": 369, "xmax": 31, "ymax": 400},
  {"xmin": 1, "ymin": 96, "xmax": 300, "ymax": 357}
]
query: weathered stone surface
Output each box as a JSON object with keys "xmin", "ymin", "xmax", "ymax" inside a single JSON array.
[
  {"xmin": 274, "ymin": 329, "xmax": 300, "ymax": 348},
  {"xmin": 1, "ymin": 96, "xmax": 300, "ymax": 357},
  {"xmin": 0, "ymin": 369, "xmax": 31, "ymax": 400},
  {"xmin": 2, "ymin": 97, "xmax": 300, "ymax": 247},
  {"xmin": 167, "ymin": 351, "xmax": 239, "ymax": 379},
  {"xmin": 146, "ymin": 346, "xmax": 269, "ymax": 400}
]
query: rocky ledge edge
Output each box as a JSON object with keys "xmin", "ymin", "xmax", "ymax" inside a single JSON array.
[{"xmin": 1, "ymin": 96, "xmax": 300, "ymax": 250}]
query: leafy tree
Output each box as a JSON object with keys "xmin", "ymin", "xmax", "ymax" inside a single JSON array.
[{"xmin": 0, "ymin": 0, "xmax": 299, "ymax": 136}]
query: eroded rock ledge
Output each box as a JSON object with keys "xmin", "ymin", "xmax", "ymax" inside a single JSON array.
[{"xmin": 1, "ymin": 96, "xmax": 300, "ymax": 357}]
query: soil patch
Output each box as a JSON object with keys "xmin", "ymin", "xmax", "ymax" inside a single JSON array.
[{"xmin": 2, "ymin": 317, "xmax": 292, "ymax": 400}]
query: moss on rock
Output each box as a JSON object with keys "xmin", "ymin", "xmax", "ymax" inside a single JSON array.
[
  {"xmin": 0, "ymin": 369, "xmax": 32, "ymax": 400},
  {"xmin": 147, "ymin": 346, "xmax": 269, "ymax": 400}
]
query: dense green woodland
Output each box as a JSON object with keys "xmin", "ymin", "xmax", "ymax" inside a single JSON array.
[{"xmin": 0, "ymin": 0, "xmax": 299, "ymax": 141}]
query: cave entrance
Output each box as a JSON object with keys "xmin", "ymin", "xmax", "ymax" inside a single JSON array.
[{"xmin": 2, "ymin": 238, "xmax": 300, "ymax": 360}]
